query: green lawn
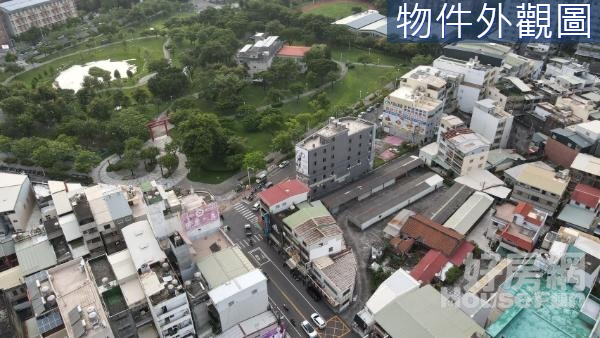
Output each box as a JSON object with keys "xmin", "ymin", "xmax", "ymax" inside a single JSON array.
[
  {"xmin": 331, "ymin": 46, "xmax": 409, "ymax": 66},
  {"xmin": 187, "ymin": 166, "xmax": 238, "ymax": 184},
  {"xmin": 13, "ymin": 37, "xmax": 165, "ymax": 88},
  {"xmin": 280, "ymin": 65, "xmax": 401, "ymax": 114},
  {"xmin": 304, "ymin": 2, "xmax": 368, "ymax": 19}
]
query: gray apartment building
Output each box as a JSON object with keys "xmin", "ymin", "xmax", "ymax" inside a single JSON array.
[{"xmin": 295, "ymin": 117, "xmax": 376, "ymax": 197}]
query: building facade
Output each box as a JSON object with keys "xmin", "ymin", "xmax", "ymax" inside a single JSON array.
[
  {"xmin": 438, "ymin": 128, "xmax": 490, "ymax": 177},
  {"xmin": 0, "ymin": 0, "xmax": 77, "ymax": 36},
  {"xmin": 236, "ymin": 33, "xmax": 283, "ymax": 76},
  {"xmin": 470, "ymin": 98, "xmax": 514, "ymax": 149},
  {"xmin": 295, "ymin": 117, "xmax": 376, "ymax": 197}
]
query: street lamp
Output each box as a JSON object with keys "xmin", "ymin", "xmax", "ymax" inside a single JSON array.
[{"xmin": 246, "ymin": 166, "xmax": 255, "ymax": 189}]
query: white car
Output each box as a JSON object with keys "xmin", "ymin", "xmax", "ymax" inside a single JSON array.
[
  {"xmin": 310, "ymin": 313, "xmax": 326, "ymax": 330},
  {"xmin": 278, "ymin": 160, "xmax": 290, "ymax": 168},
  {"xmin": 300, "ymin": 320, "xmax": 318, "ymax": 338}
]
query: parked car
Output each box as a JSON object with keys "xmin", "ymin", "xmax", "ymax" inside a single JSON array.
[
  {"xmin": 310, "ymin": 313, "xmax": 326, "ymax": 330},
  {"xmin": 301, "ymin": 320, "xmax": 318, "ymax": 338},
  {"xmin": 252, "ymin": 201, "xmax": 260, "ymax": 211},
  {"xmin": 265, "ymin": 181, "xmax": 274, "ymax": 188},
  {"xmin": 278, "ymin": 160, "xmax": 290, "ymax": 168},
  {"xmin": 366, "ymin": 106, "xmax": 373, "ymax": 112},
  {"xmin": 244, "ymin": 224, "xmax": 253, "ymax": 237}
]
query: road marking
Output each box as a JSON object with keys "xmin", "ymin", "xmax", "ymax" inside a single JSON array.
[
  {"xmin": 268, "ymin": 270, "xmax": 309, "ymax": 321},
  {"xmin": 268, "ymin": 296, "xmax": 302, "ymax": 337},
  {"xmin": 262, "ymin": 256, "xmax": 320, "ymax": 314},
  {"xmin": 248, "ymin": 247, "xmax": 270, "ymax": 266}
]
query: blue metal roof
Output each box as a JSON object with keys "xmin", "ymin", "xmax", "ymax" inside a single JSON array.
[{"xmin": 0, "ymin": 0, "xmax": 54, "ymax": 13}]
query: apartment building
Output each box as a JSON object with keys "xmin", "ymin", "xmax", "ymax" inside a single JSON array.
[
  {"xmin": 504, "ymin": 162, "xmax": 570, "ymax": 214},
  {"xmin": 558, "ymin": 183, "xmax": 600, "ymax": 234},
  {"xmin": 0, "ymin": 0, "xmax": 77, "ymax": 36},
  {"xmin": 236, "ymin": 33, "xmax": 283, "ymax": 76},
  {"xmin": 571, "ymin": 153, "xmax": 600, "ymax": 188},
  {"xmin": 470, "ymin": 98, "xmax": 514, "ymax": 149},
  {"xmin": 121, "ymin": 220, "xmax": 195, "ymax": 338},
  {"xmin": 544, "ymin": 57, "xmax": 599, "ymax": 93},
  {"xmin": 433, "ymin": 56, "xmax": 499, "ymax": 114},
  {"xmin": 0, "ymin": 173, "xmax": 36, "ymax": 232},
  {"xmin": 438, "ymin": 128, "xmax": 490, "ymax": 177},
  {"xmin": 311, "ymin": 249, "xmax": 356, "ymax": 313},
  {"xmin": 295, "ymin": 117, "xmax": 375, "ymax": 197}
]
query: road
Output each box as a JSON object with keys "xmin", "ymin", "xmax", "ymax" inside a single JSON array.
[{"xmin": 220, "ymin": 164, "xmax": 357, "ymax": 338}]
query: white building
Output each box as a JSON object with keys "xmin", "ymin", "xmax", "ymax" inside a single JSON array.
[
  {"xmin": 382, "ymin": 80, "xmax": 444, "ymax": 144},
  {"xmin": 122, "ymin": 220, "xmax": 195, "ymax": 338},
  {"xmin": 438, "ymin": 128, "xmax": 490, "ymax": 176},
  {"xmin": 311, "ymin": 249, "xmax": 357, "ymax": 313},
  {"xmin": 196, "ymin": 246, "xmax": 268, "ymax": 333},
  {"xmin": 433, "ymin": 56, "xmax": 499, "ymax": 114},
  {"xmin": 0, "ymin": 173, "xmax": 36, "ymax": 232},
  {"xmin": 236, "ymin": 33, "xmax": 283, "ymax": 76},
  {"xmin": 470, "ymin": 98, "xmax": 514, "ymax": 149},
  {"xmin": 544, "ymin": 58, "xmax": 599, "ymax": 93},
  {"xmin": 437, "ymin": 115, "xmax": 466, "ymax": 143}
]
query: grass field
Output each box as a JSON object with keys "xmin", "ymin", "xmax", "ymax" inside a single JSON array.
[
  {"xmin": 303, "ymin": 1, "xmax": 369, "ymax": 18},
  {"xmin": 13, "ymin": 37, "xmax": 165, "ymax": 88},
  {"xmin": 331, "ymin": 46, "xmax": 409, "ymax": 66}
]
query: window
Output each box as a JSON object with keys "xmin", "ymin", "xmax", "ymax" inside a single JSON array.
[
  {"xmin": 531, "ymin": 196, "xmax": 540, "ymax": 202},
  {"xmin": 323, "ymin": 166, "xmax": 326, "ymax": 171},
  {"xmin": 104, "ymin": 224, "xmax": 110, "ymax": 230},
  {"xmin": 323, "ymin": 158, "xmax": 326, "ymax": 162},
  {"xmin": 323, "ymin": 149, "xmax": 326, "ymax": 153},
  {"xmin": 329, "ymin": 247, "xmax": 334, "ymax": 252}
]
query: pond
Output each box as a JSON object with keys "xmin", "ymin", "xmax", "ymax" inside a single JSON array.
[{"xmin": 54, "ymin": 59, "xmax": 137, "ymax": 91}]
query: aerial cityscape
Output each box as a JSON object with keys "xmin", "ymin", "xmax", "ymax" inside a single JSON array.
[{"xmin": 0, "ymin": 0, "xmax": 599, "ymax": 338}]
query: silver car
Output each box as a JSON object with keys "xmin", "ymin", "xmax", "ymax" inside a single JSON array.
[{"xmin": 301, "ymin": 320, "xmax": 318, "ymax": 337}]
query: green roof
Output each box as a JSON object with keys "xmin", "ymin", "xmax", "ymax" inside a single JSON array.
[
  {"xmin": 282, "ymin": 200, "xmax": 331, "ymax": 230},
  {"xmin": 140, "ymin": 181, "xmax": 153, "ymax": 193},
  {"xmin": 196, "ymin": 247, "xmax": 254, "ymax": 289},
  {"xmin": 374, "ymin": 285, "xmax": 483, "ymax": 338}
]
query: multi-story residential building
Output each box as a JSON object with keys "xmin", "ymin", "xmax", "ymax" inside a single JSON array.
[
  {"xmin": 121, "ymin": 220, "xmax": 195, "ymax": 338},
  {"xmin": 310, "ymin": 248, "xmax": 356, "ymax": 313},
  {"xmin": 470, "ymin": 98, "xmax": 513, "ymax": 149},
  {"xmin": 87, "ymin": 251, "xmax": 155, "ymax": 338},
  {"xmin": 487, "ymin": 77, "xmax": 544, "ymax": 116},
  {"xmin": 295, "ymin": 117, "xmax": 375, "ymax": 197},
  {"xmin": 14, "ymin": 229, "xmax": 58, "ymax": 277},
  {"xmin": 504, "ymin": 162, "xmax": 570, "ymax": 214},
  {"xmin": 437, "ymin": 115, "xmax": 466, "ymax": 142},
  {"xmin": 0, "ymin": 289, "xmax": 23, "ymax": 338},
  {"xmin": 282, "ymin": 200, "xmax": 345, "ymax": 264},
  {"xmin": 489, "ymin": 202, "xmax": 548, "ymax": 252},
  {"xmin": 236, "ymin": 33, "xmax": 283, "ymax": 76},
  {"xmin": 543, "ymin": 57, "xmax": 600, "ymax": 93},
  {"xmin": 399, "ymin": 65, "xmax": 460, "ymax": 115},
  {"xmin": 47, "ymin": 259, "xmax": 115, "ymax": 338},
  {"xmin": 558, "ymin": 183, "xmax": 600, "ymax": 235},
  {"xmin": 24, "ymin": 270, "xmax": 67, "ymax": 337},
  {"xmin": 433, "ymin": 55, "xmax": 499, "ymax": 115},
  {"xmin": 0, "ymin": 172, "xmax": 36, "ymax": 232},
  {"xmin": 438, "ymin": 128, "xmax": 490, "ymax": 176},
  {"xmin": 0, "ymin": 0, "xmax": 77, "ymax": 36},
  {"xmin": 196, "ymin": 246, "xmax": 268, "ymax": 333},
  {"xmin": 382, "ymin": 80, "xmax": 444, "ymax": 144}
]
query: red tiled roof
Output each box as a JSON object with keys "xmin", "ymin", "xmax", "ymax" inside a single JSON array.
[
  {"xmin": 390, "ymin": 237, "xmax": 415, "ymax": 254},
  {"xmin": 400, "ymin": 214, "xmax": 464, "ymax": 256},
  {"xmin": 277, "ymin": 45, "xmax": 311, "ymax": 58},
  {"xmin": 449, "ymin": 241, "xmax": 475, "ymax": 266},
  {"xmin": 571, "ymin": 183, "xmax": 600, "ymax": 209},
  {"xmin": 258, "ymin": 179, "xmax": 309, "ymax": 207},
  {"xmin": 442, "ymin": 127, "xmax": 473, "ymax": 141},
  {"xmin": 498, "ymin": 228, "xmax": 535, "ymax": 252},
  {"xmin": 514, "ymin": 202, "xmax": 543, "ymax": 226},
  {"xmin": 410, "ymin": 250, "xmax": 449, "ymax": 284}
]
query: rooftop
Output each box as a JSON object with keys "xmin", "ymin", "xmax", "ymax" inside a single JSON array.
[
  {"xmin": 409, "ymin": 250, "xmax": 448, "ymax": 284},
  {"xmin": 557, "ymin": 204, "xmax": 596, "ymax": 230},
  {"xmin": 444, "ymin": 129, "xmax": 490, "ymax": 154},
  {"xmin": 505, "ymin": 162, "xmax": 569, "ymax": 196},
  {"xmin": 0, "ymin": 265, "xmax": 23, "ymax": 290},
  {"xmin": 387, "ymin": 85, "xmax": 443, "ymax": 112},
  {"xmin": 400, "ymin": 214, "xmax": 464, "ymax": 256},
  {"xmin": 0, "ymin": 0, "xmax": 56, "ymax": 13},
  {"xmin": 424, "ymin": 183, "xmax": 474, "ymax": 224},
  {"xmin": 189, "ymin": 229, "xmax": 233, "ymax": 260},
  {"xmin": 48, "ymin": 259, "xmax": 114, "ymax": 338},
  {"xmin": 312, "ymin": 249, "xmax": 356, "ymax": 292},
  {"xmin": 122, "ymin": 220, "xmax": 167, "ymax": 270},
  {"xmin": 375, "ymin": 285, "xmax": 483, "ymax": 338},
  {"xmin": 197, "ymin": 246, "xmax": 254, "ymax": 289},
  {"xmin": 0, "ymin": 172, "xmax": 27, "ymax": 213},
  {"xmin": 444, "ymin": 192, "xmax": 494, "ymax": 235},
  {"xmin": 14, "ymin": 232, "xmax": 58, "ymax": 277},
  {"xmin": 276, "ymin": 45, "xmax": 311, "ymax": 58},
  {"xmin": 333, "ymin": 10, "xmax": 384, "ymax": 29},
  {"xmin": 84, "ymin": 184, "xmax": 132, "ymax": 226},
  {"xmin": 571, "ymin": 183, "xmax": 600, "ymax": 209},
  {"xmin": 298, "ymin": 117, "xmax": 373, "ymax": 149},
  {"xmin": 571, "ymin": 153, "xmax": 600, "ymax": 177},
  {"xmin": 208, "ymin": 268, "xmax": 266, "ymax": 304},
  {"xmin": 366, "ymin": 268, "xmax": 419, "ymax": 315},
  {"xmin": 258, "ymin": 179, "xmax": 309, "ymax": 208}
]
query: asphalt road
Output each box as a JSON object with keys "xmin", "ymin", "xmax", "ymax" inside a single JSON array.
[{"xmin": 222, "ymin": 198, "xmax": 356, "ymax": 338}]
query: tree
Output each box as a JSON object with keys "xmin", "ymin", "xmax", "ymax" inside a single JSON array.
[
  {"xmin": 88, "ymin": 96, "xmax": 113, "ymax": 119},
  {"xmin": 0, "ymin": 135, "xmax": 11, "ymax": 153},
  {"xmin": 140, "ymin": 146, "xmax": 160, "ymax": 165},
  {"xmin": 1, "ymin": 96, "xmax": 27, "ymax": 116},
  {"xmin": 158, "ymin": 153, "xmax": 179, "ymax": 177},
  {"xmin": 272, "ymin": 131, "xmax": 293, "ymax": 154},
  {"xmin": 411, "ymin": 54, "xmax": 433, "ymax": 66},
  {"xmin": 243, "ymin": 151, "xmax": 266, "ymax": 170},
  {"xmin": 114, "ymin": 69, "xmax": 121, "ymax": 79},
  {"xmin": 357, "ymin": 55, "xmax": 374, "ymax": 66},
  {"xmin": 267, "ymin": 88, "xmax": 283, "ymax": 104},
  {"xmin": 74, "ymin": 149, "xmax": 101, "ymax": 173},
  {"xmin": 444, "ymin": 266, "xmax": 462, "ymax": 285},
  {"xmin": 126, "ymin": 69, "xmax": 134, "ymax": 78},
  {"xmin": 289, "ymin": 82, "xmax": 304, "ymax": 102},
  {"xmin": 147, "ymin": 66, "xmax": 189, "ymax": 100},
  {"xmin": 132, "ymin": 88, "xmax": 149, "ymax": 104},
  {"xmin": 88, "ymin": 67, "xmax": 111, "ymax": 83},
  {"xmin": 4, "ymin": 53, "xmax": 17, "ymax": 62}
]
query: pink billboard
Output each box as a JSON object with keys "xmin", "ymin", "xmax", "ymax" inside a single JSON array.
[{"xmin": 180, "ymin": 202, "xmax": 220, "ymax": 232}]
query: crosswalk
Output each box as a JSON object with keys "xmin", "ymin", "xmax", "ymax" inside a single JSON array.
[
  {"xmin": 237, "ymin": 234, "xmax": 264, "ymax": 248},
  {"xmin": 233, "ymin": 202, "xmax": 258, "ymax": 223}
]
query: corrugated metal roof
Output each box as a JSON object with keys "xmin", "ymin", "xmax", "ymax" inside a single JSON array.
[
  {"xmin": 121, "ymin": 220, "xmax": 166, "ymax": 270},
  {"xmin": 374, "ymin": 285, "xmax": 483, "ymax": 338},
  {"xmin": 197, "ymin": 246, "xmax": 254, "ymax": 289},
  {"xmin": 558, "ymin": 204, "xmax": 596, "ymax": 230},
  {"xmin": 366, "ymin": 268, "xmax": 419, "ymax": 314},
  {"xmin": 0, "ymin": 0, "xmax": 54, "ymax": 13},
  {"xmin": 0, "ymin": 265, "xmax": 23, "ymax": 290},
  {"xmin": 15, "ymin": 235, "xmax": 57, "ymax": 276},
  {"xmin": 444, "ymin": 192, "xmax": 494, "ymax": 235}
]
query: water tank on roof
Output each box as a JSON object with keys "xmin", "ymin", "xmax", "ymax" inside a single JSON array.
[{"xmin": 40, "ymin": 285, "xmax": 50, "ymax": 296}]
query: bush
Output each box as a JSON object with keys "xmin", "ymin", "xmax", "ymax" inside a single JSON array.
[{"xmin": 444, "ymin": 266, "xmax": 462, "ymax": 285}]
